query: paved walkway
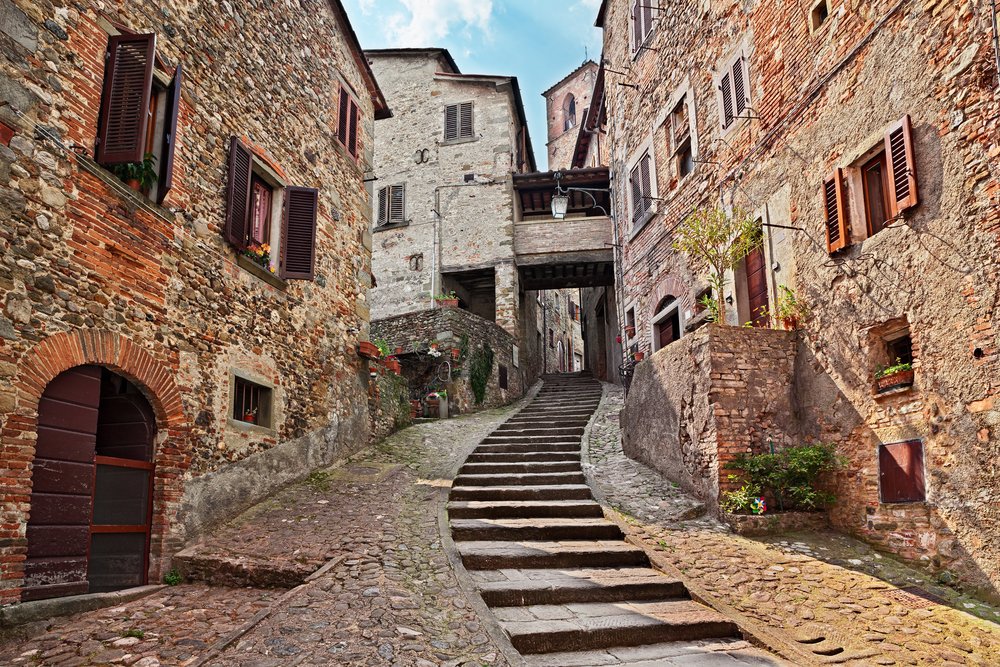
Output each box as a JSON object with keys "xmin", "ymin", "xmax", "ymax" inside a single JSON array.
[
  {"xmin": 2, "ymin": 402, "xmax": 525, "ymax": 667},
  {"xmin": 585, "ymin": 384, "xmax": 1000, "ymax": 666}
]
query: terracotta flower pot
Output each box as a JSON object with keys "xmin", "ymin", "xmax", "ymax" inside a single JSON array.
[
  {"xmin": 875, "ymin": 369, "xmax": 914, "ymax": 393},
  {"xmin": 395, "ymin": 346, "xmax": 405, "ymax": 355},
  {"xmin": 127, "ymin": 179, "xmax": 142, "ymax": 191},
  {"xmin": 451, "ymin": 348, "xmax": 461, "ymax": 359},
  {"xmin": 357, "ymin": 341, "xmax": 380, "ymax": 360},
  {"xmin": 781, "ymin": 315, "xmax": 799, "ymax": 331},
  {"xmin": 242, "ymin": 412, "xmax": 255, "ymax": 424},
  {"xmin": 437, "ymin": 298, "xmax": 458, "ymax": 308},
  {"xmin": 633, "ymin": 351, "xmax": 645, "ymax": 361}
]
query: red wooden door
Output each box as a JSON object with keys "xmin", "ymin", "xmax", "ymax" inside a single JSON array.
[
  {"xmin": 24, "ymin": 366, "xmax": 102, "ymax": 601},
  {"xmin": 745, "ymin": 245, "xmax": 769, "ymax": 327},
  {"xmin": 879, "ymin": 441, "xmax": 925, "ymax": 503},
  {"xmin": 658, "ymin": 318, "xmax": 676, "ymax": 349}
]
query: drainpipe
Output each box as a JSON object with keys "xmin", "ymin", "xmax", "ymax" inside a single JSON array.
[
  {"xmin": 992, "ymin": 0, "xmax": 1000, "ymax": 87},
  {"xmin": 541, "ymin": 292, "xmax": 548, "ymax": 374},
  {"xmin": 432, "ymin": 190, "xmax": 439, "ymax": 310}
]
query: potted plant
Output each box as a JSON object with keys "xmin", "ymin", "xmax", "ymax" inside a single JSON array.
[
  {"xmin": 772, "ymin": 285, "xmax": 809, "ymax": 330},
  {"xmin": 451, "ymin": 348, "xmax": 461, "ymax": 360},
  {"xmin": 434, "ymin": 291, "xmax": 459, "ymax": 308},
  {"xmin": 383, "ymin": 356, "xmax": 401, "ymax": 375},
  {"xmin": 357, "ymin": 340, "xmax": 380, "ymax": 360},
  {"xmin": 875, "ymin": 359, "xmax": 914, "ymax": 393},
  {"xmin": 242, "ymin": 243, "xmax": 274, "ymax": 273},
  {"xmin": 624, "ymin": 325, "xmax": 636, "ymax": 338},
  {"xmin": 633, "ymin": 350, "xmax": 645, "ymax": 361},
  {"xmin": 373, "ymin": 339, "xmax": 391, "ymax": 358},
  {"xmin": 111, "ymin": 152, "xmax": 157, "ymax": 192},
  {"xmin": 242, "ymin": 407, "xmax": 257, "ymax": 424},
  {"xmin": 394, "ymin": 346, "xmax": 405, "ymax": 355}
]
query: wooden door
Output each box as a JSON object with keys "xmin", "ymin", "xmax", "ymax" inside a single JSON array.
[
  {"xmin": 24, "ymin": 366, "xmax": 102, "ymax": 601},
  {"xmin": 745, "ymin": 244, "xmax": 769, "ymax": 327},
  {"xmin": 658, "ymin": 317, "xmax": 676, "ymax": 349}
]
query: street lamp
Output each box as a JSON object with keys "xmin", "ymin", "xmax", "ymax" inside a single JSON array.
[{"xmin": 551, "ymin": 192, "xmax": 570, "ymax": 219}]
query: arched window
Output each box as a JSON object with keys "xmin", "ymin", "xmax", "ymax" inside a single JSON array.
[{"xmin": 562, "ymin": 94, "xmax": 577, "ymax": 132}]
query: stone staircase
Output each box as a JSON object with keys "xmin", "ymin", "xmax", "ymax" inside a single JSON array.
[{"xmin": 447, "ymin": 373, "xmax": 773, "ymax": 665}]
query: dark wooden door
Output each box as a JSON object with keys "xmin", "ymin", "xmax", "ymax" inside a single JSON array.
[
  {"xmin": 879, "ymin": 441, "xmax": 925, "ymax": 503},
  {"xmin": 658, "ymin": 318, "xmax": 676, "ymax": 349},
  {"xmin": 24, "ymin": 366, "xmax": 102, "ymax": 601},
  {"xmin": 745, "ymin": 245, "xmax": 769, "ymax": 327}
]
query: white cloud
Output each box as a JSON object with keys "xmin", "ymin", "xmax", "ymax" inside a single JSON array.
[
  {"xmin": 358, "ymin": 0, "xmax": 376, "ymax": 13},
  {"xmin": 385, "ymin": 0, "xmax": 493, "ymax": 47}
]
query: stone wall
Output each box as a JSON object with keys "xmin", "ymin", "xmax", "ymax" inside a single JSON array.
[
  {"xmin": 600, "ymin": 0, "xmax": 1000, "ymax": 595},
  {"xmin": 368, "ymin": 371, "xmax": 411, "ymax": 444},
  {"xmin": 0, "ymin": 0, "xmax": 381, "ymax": 602},
  {"xmin": 622, "ymin": 326, "xmax": 798, "ymax": 511},
  {"xmin": 371, "ymin": 307, "xmax": 526, "ymax": 413},
  {"xmin": 543, "ymin": 61, "xmax": 599, "ymax": 171}
]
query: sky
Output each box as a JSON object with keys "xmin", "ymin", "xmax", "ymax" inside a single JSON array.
[{"xmin": 342, "ymin": 0, "xmax": 605, "ymax": 170}]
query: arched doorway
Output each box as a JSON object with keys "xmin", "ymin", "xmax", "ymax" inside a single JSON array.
[
  {"xmin": 652, "ymin": 296, "xmax": 681, "ymax": 351},
  {"xmin": 24, "ymin": 366, "xmax": 156, "ymax": 601}
]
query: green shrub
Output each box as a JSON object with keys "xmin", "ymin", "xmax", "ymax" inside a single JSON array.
[
  {"xmin": 163, "ymin": 569, "xmax": 182, "ymax": 586},
  {"xmin": 720, "ymin": 483, "xmax": 762, "ymax": 513},
  {"xmin": 123, "ymin": 628, "xmax": 145, "ymax": 639},
  {"xmin": 469, "ymin": 344, "xmax": 494, "ymax": 404},
  {"xmin": 727, "ymin": 443, "xmax": 843, "ymax": 512}
]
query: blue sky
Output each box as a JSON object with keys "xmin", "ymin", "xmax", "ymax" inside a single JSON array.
[{"xmin": 343, "ymin": 0, "xmax": 605, "ymax": 170}]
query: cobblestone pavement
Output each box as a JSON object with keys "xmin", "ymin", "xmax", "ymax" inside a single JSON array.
[
  {"xmin": 585, "ymin": 383, "xmax": 1000, "ymax": 666},
  {"xmin": 2, "ymin": 400, "xmax": 527, "ymax": 667}
]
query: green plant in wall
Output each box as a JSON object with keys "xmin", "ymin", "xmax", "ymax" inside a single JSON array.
[
  {"xmin": 720, "ymin": 481, "xmax": 763, "ymax": 514},
  {"xmin": 110, "ymin": 152, "xmax": 157, "ymax": 191},
  {"xmin": 875, "ymin": 358, "xmax": 913, "ymax": 379},
  {"xmin": 771, "ymin": 285, "xmax": 810, "ymax": 330},
  {"xmin": 673, "ymin": 205, "xmax": 761, "ymax": 325},
  {"xmin": 469, "ymin": 344, "xmax": 494, "ymax": 404},
  {"xmin": 373, "ymin": 338, "xmax": 391, "ymax": 358},
  {"xmin": 727, "ymin": 443, "xmax": 844, "ymax": 512}
]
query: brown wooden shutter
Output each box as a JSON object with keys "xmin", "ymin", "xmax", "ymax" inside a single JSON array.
[
  {"xmin": 280, "ymin": 186, "xmax": 319, "ymax": 280},
  {"xmin": 156, "ymin": 64, "xmax": 182, "ymax": 205},
  {"xmin": 822, "ymin": 168, "xmax": 848, "ymax": 253},
  {"xmin": 733, "ymin": 57, "xmax": 748, "ymax": 117},
  {"xmin": 224, "ymin": 137, "xmax": 253, "ymax": 249},
  {"xmin": 639, "ymin": 153, "xmax": 652, "ymax": 215},
  {"xmin": 879, "ymin": 440, "xmax": 925, "ymax": 503},
  {"xmin": 444, "ymin": 104, "xmax": 458, "ymax": 140},
  {"xmin": 348, "ymin": 98, "xmax": 359, "ymax": 157},
  {"xmin": 884, "ymin": 115, "xmax": 918, "ymax": 217},
  {"xmin": 377, "ymin": 186, "xmax": 388, "ymax": 225},
  {"xmin": 96, "ymin": 33, "xmax": 156, "ymax": 165},
  {"xmin": 337, "ymin": 87, "xmax": 350, "ymax": 146},
  {"xmin": 389, "ymin": 184, "xmax": 405, "ymax": 223},
  {"xmin": 720, "ymin": 72, "xmax": 734, "ymax": 129},
  {"xmin": 459, "ymin": 102, "xmax": 474, "ymax": 138}
]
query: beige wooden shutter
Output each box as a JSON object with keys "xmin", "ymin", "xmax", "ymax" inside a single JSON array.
[
  {"xmin": 822, "ymin": 168, "xmax": 849, "ymax": 253},
  {"xmin": 884, "ymin": 115, "xmax": 918, "ymax": 217}
]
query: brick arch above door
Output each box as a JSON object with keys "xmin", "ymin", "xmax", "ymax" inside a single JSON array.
[{"xmin": 649, "ymin": 275, "xmax": 690, "ymax": 318}]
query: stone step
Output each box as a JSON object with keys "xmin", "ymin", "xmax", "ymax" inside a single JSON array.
[
  {"xmin": 458, "ymin": 540, "xmax": 649, "ymax": 570},
  {"xmin": 449, "ymin": 484, "xmax": 593, "ymax": 502},
  {"xmin": 522, "ymin": 401, "xmax": 600, "ymax": 410},
  {"xmin": 459, "ymin": 461, "xmax": 581, "ymax": 475},
  {"xmin": 503, "ymin": 418, "xmax": 592, "ymax": 427},
  {"xmin": 492, "ymin": 426, "xmax": 586, "ymax": 437},
  {"xmin": 532, "ymin": 393, "xmax": 603, "ymax": 401},
  {"xmin": 480, "ymin": 435, "xmax": 583, "ymax": 445},
  {"xmin": 474, "ymin": 443, "xmax": 581, "ymax": 454},
  {"xmin": 450, "ymin": 518, "xmax": 622, "ymax": 542},
  {"xmin": 496, "ymin": 599, "xmax": 739, "ymax": 654},
  {"xmin": 472, "ymin": 567, "xmax": 688, "ymax": 607},
  {"xmin": 447, "ymin": 500, "xmax": 604, "ymax": 520},
  {"xmin": 452, "ymin": 472, "xmax": 587, "ymax": 487},
  {"xmin": 465, "ymin": 451, "xmax": 581, "ymax": 463},
  {"xmin": 520, "ymin": 639, "xmax": 770, "ymax": 667}
]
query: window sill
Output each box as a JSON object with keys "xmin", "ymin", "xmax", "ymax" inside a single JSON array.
[
  {"xmin": 374, "ymin": 220, "xmax": 410, "ymax": 232},
  {"xmin": 627, "ymin": 210, "xmax": 657, "ymax": 241},
  {"xmin": 440, "ymin": 136, "xmax": 478, "ymax": 147},
  {"xmin": 873, "ymin": 383, "xmax": 915, "ymax": 399},
  {"xmin": 226, "ymin": 416, "xmax": 276, "ymax": 436},
  {"xmin": 77, "ymin": 156, "xmax": 175, "ymax": 224},
  {"xmin": 236, "ymin": 254, "xmax": 287, "ymax": 290}
]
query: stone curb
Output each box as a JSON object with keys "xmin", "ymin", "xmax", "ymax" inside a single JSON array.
[
  {"xmin": 0, "ymin": 585, "xmax": 166, "ymax": 631},
  {"xmin": 580, "ymin": 382, "xmax": 815, "ymax": 667},
  {"xmin": 435, "ymin": 380, "xmax": 545, "ymax": 667}
]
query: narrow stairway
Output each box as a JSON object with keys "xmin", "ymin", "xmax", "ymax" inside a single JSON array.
[{"xmin": 447, "ymin": 373, "xmax": 773, "ymax": 665}]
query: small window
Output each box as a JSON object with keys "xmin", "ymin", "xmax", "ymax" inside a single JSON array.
[
  {"xmin": 563, "ymin": 94, "xmax": 577, "ymax": 131},
  {"xmin": 879, "ymin": 440, "xmax": 925, "ymax": 503},
  {"xmin": 444, "ymin": 102, "xmax": 475, "ymax": 141},
  {"xmin": 409, "ymin": 253, "xmax": 423, "ymax": 271},
  {"xmin": 337, "ymin": 86, "xmax": 361, "ymax": 158},
  {"xmin": 716, "ymin": 53, "xmax": 751, "ymax": 131},
  {"xmin": 669, "ymin": 96, "xmax": 694, "ymax": 182},
  {"xmin": 499, "ymin": 365, "xmax": 509, "ymax": 390},
  {"xmin": 861, "ymin": 151, "xmax": 891, "ymax": 237},
  {"xmin": 549, "ymin": 329, "xmax": 555, "ymax": 348},
  {"xmin": 629, "ymin": 151, "xmax": 655, "ymax": 226},
  {"xmin": 250, "ymin": 175, "xmax": 273, "ymax": 245},
  {"xmin": 233, "ymin": 376, "xmax": 273, "ymax": 428},
  {"xmin": 626, "ymin": 307, "xmax": 636, "ymax": 339},
  {"xmin": 810, "ymin": 0, "xmax": 831, "ymax": 31},
  {"xmin": 377, "ymin": 184, "xmax": 406, "ymax": 227},
  {"xmin": 631, "ymin": 0, "xmax": 656, "ymax": 53}
]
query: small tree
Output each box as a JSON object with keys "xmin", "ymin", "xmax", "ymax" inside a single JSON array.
[{"xmin": 673, "ymin": 205, "xmax": 761, "ymax": 324}]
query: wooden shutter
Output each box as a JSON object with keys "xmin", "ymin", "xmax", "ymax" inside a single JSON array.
[
  {"xmin": 639, "ymin": 153, "xmax": 652, "ymax": 215},
  {"xmin": 224, "ymin": 137, "xmax": 253, "ymax": 249},
  {"xmin": 280, "ymin": 186, "xmax": 319, "ymax": 280},
  {"xmin": 879, "ymin": 440, "xmax": 925, "ymax": 503},
  {"xmin": 389, "ymin": 184, "xmax": 405, "ymax": 223},
  {"xmin": 377, "ymin": 186, "xmax": 388, "ymax": 226},
  {"xmin": 822, "ymin": 168, "xmax": 848, "ymax": 253},
  {"xmin": 732, "ymin": 56, "xmax": 748, "ymax": 117},
  {"xmin": 156, "ymin": 64, "xmax": 182, "ymax": 205},
  {"xmin": 348, "ymin": 98, "xmax": 359, "ymax": 157},
  {"xmin": 884, "ymin": 115, "xmax": 918, "ymax": 217},
  {"xmin": 719, "ymin": 72, "xmax": 734, "ymax": 129},
  {"xmin": 630, "ymin": 162, "xmax": 643, "ymax": 224},
  {"xmin": 95, "ymin": 33, "xmax": 156, "ymax": 165},
  {"xmin": 459, "ymin": 102, "xmax": 474, "ymax": 138},
  {"xmin": 337, "ymin": 87, "xmax": 350, "ymax": 146},
  {"xmin": 444, "ymin": 104, "xmax": 459, "ymax": 140}
]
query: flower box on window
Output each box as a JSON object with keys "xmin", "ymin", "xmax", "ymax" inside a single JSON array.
[
  {"xmin": 875, "ymin": 369, "xmax": 914, "ymax": 393},
  {"xmin": 358, "ymin": 341, "xmax": 380, "ymax": 360}
]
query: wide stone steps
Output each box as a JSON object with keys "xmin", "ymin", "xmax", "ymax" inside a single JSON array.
[
  {"xmin": 480, "ymin": 435, "xmax": 583, "ymax": 445},
  {"xmin": 472, "ymin": 568, "xmax": 687, "ymax": 607},
  {"xmin": 520, "ymin": 639, "xmax": 771, "ymax": 667},
  {"xmin": 457, "ymin": 540, "xmax": 650, "ymax": 570},
  {"xmin": 450, "ymin": 518, "xmax": 622, "ymax": 542},
  {"xmin": 492, "ymin": 426, "xmax": 586, "ymax": 437},
  {"xmin": 474, "ymin": 442, "xmax": 581, "ymax": 453},
  {"xmin": 449, "ymin": 484, "xmax": 594, "ymax": 501},
  {"xmin": 459, "ymin": 461, "xmax": 581, "ymax": 475},
  {"xmin": 453, "ymin": 472, "xmax": 587, "ymax": 486},
  {"xmin": 447, "ymin": 500, "xmax": 605, "ymax": 519},
  {"xmin": 495, "ymin": 600, "xmax": 739, "ymax": 654},
  {"xmin": 464, "ymin": 451, "xmax": 581, "ymax": 463}
]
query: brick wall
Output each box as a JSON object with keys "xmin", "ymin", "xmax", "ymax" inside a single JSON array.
[{"xmin": 0, "ymin": 0, "xmax": 379, "ymax": 602}]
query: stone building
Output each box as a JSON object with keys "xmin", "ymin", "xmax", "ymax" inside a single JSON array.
[
  {"xmin": 0, "ymin": 0, "xmax": 388, "ymax": 604},
  {"xmin": 366, "ymin": 48, "xmax": 543, "ymax": 404},
  {"xmin": 596, "ymin": 0, "xmax": 1000, "ymax": 595}
]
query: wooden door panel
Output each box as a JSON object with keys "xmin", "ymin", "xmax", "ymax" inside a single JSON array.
[
  {"xmin": 37, "ymin": 396, "xmax": 99, "ymax": 432},
  {"xmin": 28, "ymin": 493, "xmax": 92, "ymax": 524},
  {"xmin": 745, "ymin": 245, "xmax": 769, "ymax": 327},
  {"xmin": 21, "ymin": 581, "xmax": 90, "ymax": 602},
  {"xmin": 30, "ymin": 459, "xmax": 94, "ymax": 494},
  {"xmin": 34, "ymin": 426, "xmax": 96, "ymax": 462},
  {"xmin": 25, "ymin": 525, "xmax": 90, "ymax": 557}
]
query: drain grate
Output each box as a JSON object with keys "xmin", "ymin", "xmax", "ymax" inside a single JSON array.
[{"xmin": 883, "ymin": 585, "xmax": 948, "ymax": 609}]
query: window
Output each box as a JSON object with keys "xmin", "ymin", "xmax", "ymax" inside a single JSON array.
[
  {"xmin": 652, "ymin": 296, "xmax": 680, "ymax": 351},
  {"xmin": 716, "ymin": 53, "xmax": 751, "ymax": 131},
  {"xmin": 233, "ymin": 376, "xmax": 273, "ymax": 428},
  {"xmin": 377, "ymin": 184, "xmax": 406, "ymax": 227},
  {"xmin": 629, "ymin": 151, "xmax": 655, "ymax": 226},
  {"xmin": 444, "ymin": 102, "xmax": 475, "ymax": 141},
  {"xmin": 563, "ymin": 94, "xmax": 577, "ymax": 131},
  {"xmin": 823, "ymin": 115, "xmax": 919, "ymax": 253},
  {"xmin": 879, "ymin": 440, "xmax": 925, "ymax": 503},
  {"xmin": 631, "ymin": 0, "xmax": 655, "ymax": 53},
  {"xmin": 224, "ymin": 137, "xmax": 319, "ymax": 280},
  {"xmin": 810, "ymin": 0, "xmax": 831, "ymax": 31},
  {"xmin": 626, "ymin": 307, "xmax": 636, "ymax": 339},
  {"xmin": 408, "ymin": 253, "xmax": 424, "ymax": 271},
  {"xmin": 499, "ymin": 365, "xmax": 509, "ymax": 390},
  {"xmin": 549, "ymin": 328, "xmax": 555, "ymax": 348},
  {"xmin": 886, "ymin": 332, "xmax": 913, "ymax": 366},
  {"xmin": 337, "ymin": 85, "xmax": 361, "ymax": 159},
  {"xmin": 95, "ymin": 32, "xmax": 182, "ymax": 205},
  {"xmin": 669, "ymin": 96, "xmax": 694, "ymax": 182}
]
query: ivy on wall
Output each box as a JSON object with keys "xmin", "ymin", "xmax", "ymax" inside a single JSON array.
[{"xmin": 469, "ymin": 344, "xmax": 495, "ymax": 404}]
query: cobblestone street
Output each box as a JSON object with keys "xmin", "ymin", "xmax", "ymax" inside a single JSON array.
[{"xmin": 586, "ymin": 384, "xmax": 1000, "ymax": 666}]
